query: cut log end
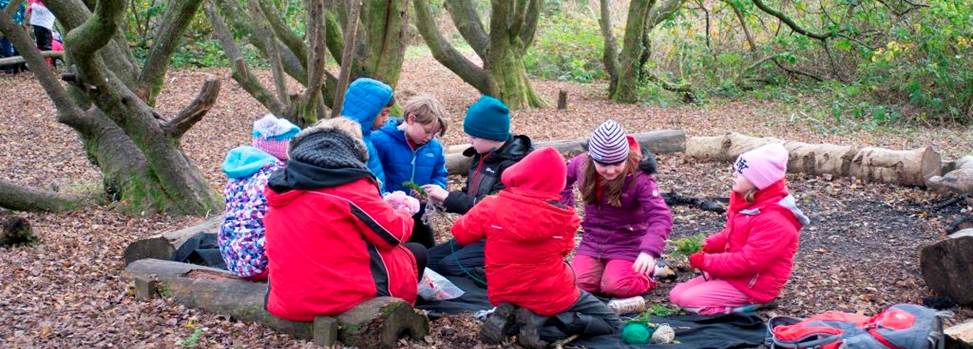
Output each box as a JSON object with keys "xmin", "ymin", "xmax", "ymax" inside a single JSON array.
[
  {"xmin": 337, "ymin": 297, "xmax": 429, "ymax": 349},
  {"xmin": 920, "ymin": 232, "xmax": 973, "ymax": 306},
  {"xmin": 123, "ymin": 236, "xmax": 175, "ymax": 265}
]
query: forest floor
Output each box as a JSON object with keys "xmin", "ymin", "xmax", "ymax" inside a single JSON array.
[{"xmin": 1, "ymin": 55, "xmax": 971, "ymax": 348}]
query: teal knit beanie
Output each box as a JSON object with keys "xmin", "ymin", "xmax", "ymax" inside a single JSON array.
[{"xmin": 463, "ymin": 96, "xmax": 510, "ymax": 141}]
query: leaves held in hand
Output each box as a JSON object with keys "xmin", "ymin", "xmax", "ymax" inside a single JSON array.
[
  {"xmin": 403, "ymin": 181, "xmax": 427, "ymax": 198},
  {"xmin": 671, "ymin": 234, "xmax": 705, "ymax": 257}
]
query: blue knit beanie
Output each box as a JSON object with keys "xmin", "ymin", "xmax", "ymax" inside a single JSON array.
[{"xmin": 463, "ymin": 96, "xmax": 510, "ymax": 141}]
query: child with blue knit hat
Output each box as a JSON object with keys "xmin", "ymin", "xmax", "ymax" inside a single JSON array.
[
  {"xmin": 219, "ymin": 114, "xmax": 300, "ymax": 281},
  {"xmin": 341, "ymin": 77, "xmax": 396, "ymax": 192},
  {"xmin": 424, "ymin": 95, "xmax": 534, "ymax": 287}
]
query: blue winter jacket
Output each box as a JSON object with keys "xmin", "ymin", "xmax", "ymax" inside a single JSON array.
[
  {"xmin": 341, "ymin": 78, "xmax": 393, "ymax": 191},
  {"xmin": 372, "ymin": 119, "xmax": 448, "ymax": 194}
]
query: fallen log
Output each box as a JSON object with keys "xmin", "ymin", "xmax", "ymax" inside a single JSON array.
[
  {"xmin": 929, "ymin": 156, "xmax": 973, "ymax": 194},
  {"xmin": 1, "ymin": 213, "xmax": 35, "ymax": 247},
  {"xmin": 123, "ymin": 215, "xmax": 223, "ymax": 265},
  {"xmin": 686, "ymin": 132, "xmax": 941, "ymax": 186},
  {"xmin": 0, "ymin": 51, "xmax": 62, "ymax": 67},
  {"xmin": 946, "ymin": 320, "xmax": 973, "ymax": 349},
  {"xmin": 920, "ymin": 229, "xmax": 973, "ymax": 306},
  {"xmin": 446, "ymin": 130, "xmax": 686, "ymax": 175},
  {"xmin": 124, "ymin": 259, "xmax": 428, "ymax": 348}
]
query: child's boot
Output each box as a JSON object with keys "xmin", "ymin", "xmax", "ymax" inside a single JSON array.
[
  {"xmin": 515, "ymin": 307, "xmax": 549, "ymax": 349},
  {"xmin": 480, "ymin": 302, "xmax": 516, "ymax": 344}
]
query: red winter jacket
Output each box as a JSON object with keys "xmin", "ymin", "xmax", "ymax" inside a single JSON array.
[
  {"xmin": 263, "ymin": 178, "xmax": 418, "ymax": 321},
  {"xmin": 698, "ymin": 180, "xmax": 808, "ymax": 303},
  {"xmin": 451, "ymin": 147, "xmax": 582, "ymax": 316}
]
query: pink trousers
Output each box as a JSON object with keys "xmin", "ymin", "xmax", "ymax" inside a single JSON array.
[
  {"xmin": 571, "ymin": 255, "xmax": 654, "ymax": 298},
  {"xmin": 668, "ymin": 276, "xmax": 752, "ymax": 315}
]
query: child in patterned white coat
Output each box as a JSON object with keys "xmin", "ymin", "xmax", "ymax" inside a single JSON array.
[{"xmin": 219, "ymin": 114, "xmax": 299, "ymax": 281}]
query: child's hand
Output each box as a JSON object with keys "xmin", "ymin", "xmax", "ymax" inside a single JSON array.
[
  {"xmin": 383, "ymin": 191, "xmax": 421, "ymax": 216},
  {"xmin": 688, "ymin": 252, "xmax": 706, "ymax": 270},
  {"xmin": 422, "ymin": 184, "xmax": 449, "ymax": 204},
  {"xmin": 633, "ymin": 252, "xmax": 657, "ymax": 277}
]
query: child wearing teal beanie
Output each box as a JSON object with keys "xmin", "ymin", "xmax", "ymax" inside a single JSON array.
[{"xmin": 423, "ymin": 95, "xmax": 534, "ymax": 289}]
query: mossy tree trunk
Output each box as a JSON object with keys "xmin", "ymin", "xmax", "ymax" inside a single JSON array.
[
  {"xmin": 599, "ymin": 0, "xmax": 688, "ymax": 103},
  {"xmin": 414, "ymin": 0, "xmax": 546, "ymax": 109},
  {"xmin": 210, "ymin": 0, "xmax": 409, "ymax": 126},
  {"xmin": 0, "ymin": 0, "xmax": 223, "ymax": 215}
]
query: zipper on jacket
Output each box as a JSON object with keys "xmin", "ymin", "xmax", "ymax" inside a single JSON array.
[{"xmin": 747, "ymin": 273, "xmax": 759, "ymax": 288}]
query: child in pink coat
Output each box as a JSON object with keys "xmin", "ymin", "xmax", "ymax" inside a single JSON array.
[{"xmin": 669, "ymin": 143, "xmax": 809, "ymax": 315}]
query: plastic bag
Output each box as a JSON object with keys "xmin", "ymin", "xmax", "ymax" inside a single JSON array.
[{"xmin": 418, "ymin": 268, "xmax": 465, "ymax": 301}]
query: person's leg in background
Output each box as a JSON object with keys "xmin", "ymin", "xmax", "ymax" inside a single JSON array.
[
  {"xmin": 407, "ymin": 204, "xmax": 436, "ymax": 248},
  {"xmin": 668, "ymin": 276, "xmax": 751, "ymax": 315},
  {"xmin": 403, "ymin": 242, "xmax": 428, "ymax": 280},
  {"xmin": 32, "ymin": 25, "xmax": 52, "ymax": 66},
  {"xmin": 570, "ymin": 254, "xmax": 607, "ymax": 295},
  {"xmin": 600, "ymin": 259, "xmax": 654, "ymax": 298}
]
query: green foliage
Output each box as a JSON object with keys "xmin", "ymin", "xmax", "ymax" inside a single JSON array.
[
  {"xmin": 525, "ymin": 12, "xmax": 606, "ymax": 83},
  {"xmin": 180, "ymin": 327, "xmax": 204, "ymax": 348},
  {"xmin": 402, "ymin": 181, "xmax": 427, "ymax": 199},
  {"xmin": 671, "ymin": 234, "xmax": 705, "ymax": 257}
]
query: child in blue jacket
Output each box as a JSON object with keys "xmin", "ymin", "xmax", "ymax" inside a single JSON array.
[
  {"xmin": 372, "ymin": 94, "xmax": 449, "ymax": 247},
  {"xmin": 341, "ymin": 77, "xmax": 395, "ymax": 192}
]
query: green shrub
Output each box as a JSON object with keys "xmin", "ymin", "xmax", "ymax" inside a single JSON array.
[{"xmin": 525, "ymin": 13, "xmax": 606, "ymax": 83}]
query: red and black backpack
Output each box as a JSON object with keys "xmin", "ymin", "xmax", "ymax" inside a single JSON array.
[{"xmin": 768, "ymin": 304, "xmax": 946, "ymax": 349}]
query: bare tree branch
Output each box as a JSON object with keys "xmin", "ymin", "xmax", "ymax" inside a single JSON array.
[
  {"xmin": 0, "ymin": 179, "xmax": 92, "ymax": 212},
  {"xmin": 331, "ymin": 0, "xmax": 361, "ymax": 119},
  {"xmin": 599, "ymin": 0, "xmax": 620, "ymax": 82},
  {"xmin": 259, "ymin": 0, "xmax": 309, "ymax": 68},
  {"xmin": 647, "ymin": 0, "xmax": 686, "ymax": 29},
  {"xmin": 751, "ymin": 0, "xmax": 834, "ymax": 41},
  {"xmin": 300, "ymin": 0, "xmax": 329, "ymax": 124},
  {"xmin": 46, "ymin": 0, "xmax": 140, "ymax": 87},
  {"xmin": 509, "ymin": 0, "xmax": 530, "ymax": 42},
  {"xmin": 205, "ymin": 1, "xmax": 287, "ymax": 116},
  {"xmin": 519, "ymin": 0, "xmax": 542, "ymax": 47},
  {"xmin": 246, "ymin": 0, "xmax": 288, "ymax": 106},
  {"xmin": 138, "ymin": 0, "xmax": 206, "ymax": 106},
  {"xmin": 324, "ymin": 11, "xmax": 344, "ymax": 65},
  {"xmin": 164, "ymin": 77, "xmax": 221, "ymax": 139},
  {"xmin": 413, "ymin": 0, "xmax": 491, "ymax": 94},
  {"xmin": 444, "ymin": 0, "xmax": 489, "ymax": 59}
]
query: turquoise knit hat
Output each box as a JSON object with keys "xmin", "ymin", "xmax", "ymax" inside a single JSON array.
[{"xmin": 463, "ymin": 96, "xmax": 510, "ymax": 141}]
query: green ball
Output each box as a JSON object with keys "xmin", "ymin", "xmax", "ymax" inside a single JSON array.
[{"xmin": 621, "ymin": 322, "xmax": 655, "ymax": 344}]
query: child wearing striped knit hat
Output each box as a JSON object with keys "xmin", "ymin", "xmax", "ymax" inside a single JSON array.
[{"xmin": 559, "ymin": 120, "xmax": 673, "ymax": 299}]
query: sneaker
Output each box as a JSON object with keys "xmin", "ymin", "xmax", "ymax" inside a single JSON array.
[
  {"xmin": 480, "ymin": 303, "xmax": 516, "ymax": 344},
  {"xmin": 515, "ymin": 307, "xmax": 548, "ymax": 349}
]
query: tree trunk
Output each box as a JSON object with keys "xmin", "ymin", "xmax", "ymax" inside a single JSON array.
[
  {"xmin": 920, "ymin": 229, "xmax": 973, "ymax": 306},
  {"xmin": 928, "ymin": 156, "xmax": 973, "ymax": 194},
  {"xmin": 354, "ymin": 0, "xmax": 410, "ymax": 86},
  {"xmin": 686, "ymin": 132, "xmax": 942, "ymax": 186},
  {"xmin": 414, "ymin": 0, "xmax": 544, "ymax": 109},
  {"xmin": 611, "ymin": 0, "xmax": 654, "ymax": 103},
  {"xmin": 0, "ymin": 0, "xmax": 224, "ymax": 215}
]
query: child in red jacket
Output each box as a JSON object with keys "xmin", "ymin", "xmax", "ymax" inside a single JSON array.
[
  {"xmin": 669, "ymin": 143, "xmax": 809, "ymax": 315},
  {"xmin": 451, "ymin": 147, "xmax": 622, "ymax": 349}
]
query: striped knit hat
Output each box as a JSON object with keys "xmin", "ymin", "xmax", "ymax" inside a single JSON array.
[{"xmin": 587, "ymin": 119, "xmax": 629, "ymax": 164}]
